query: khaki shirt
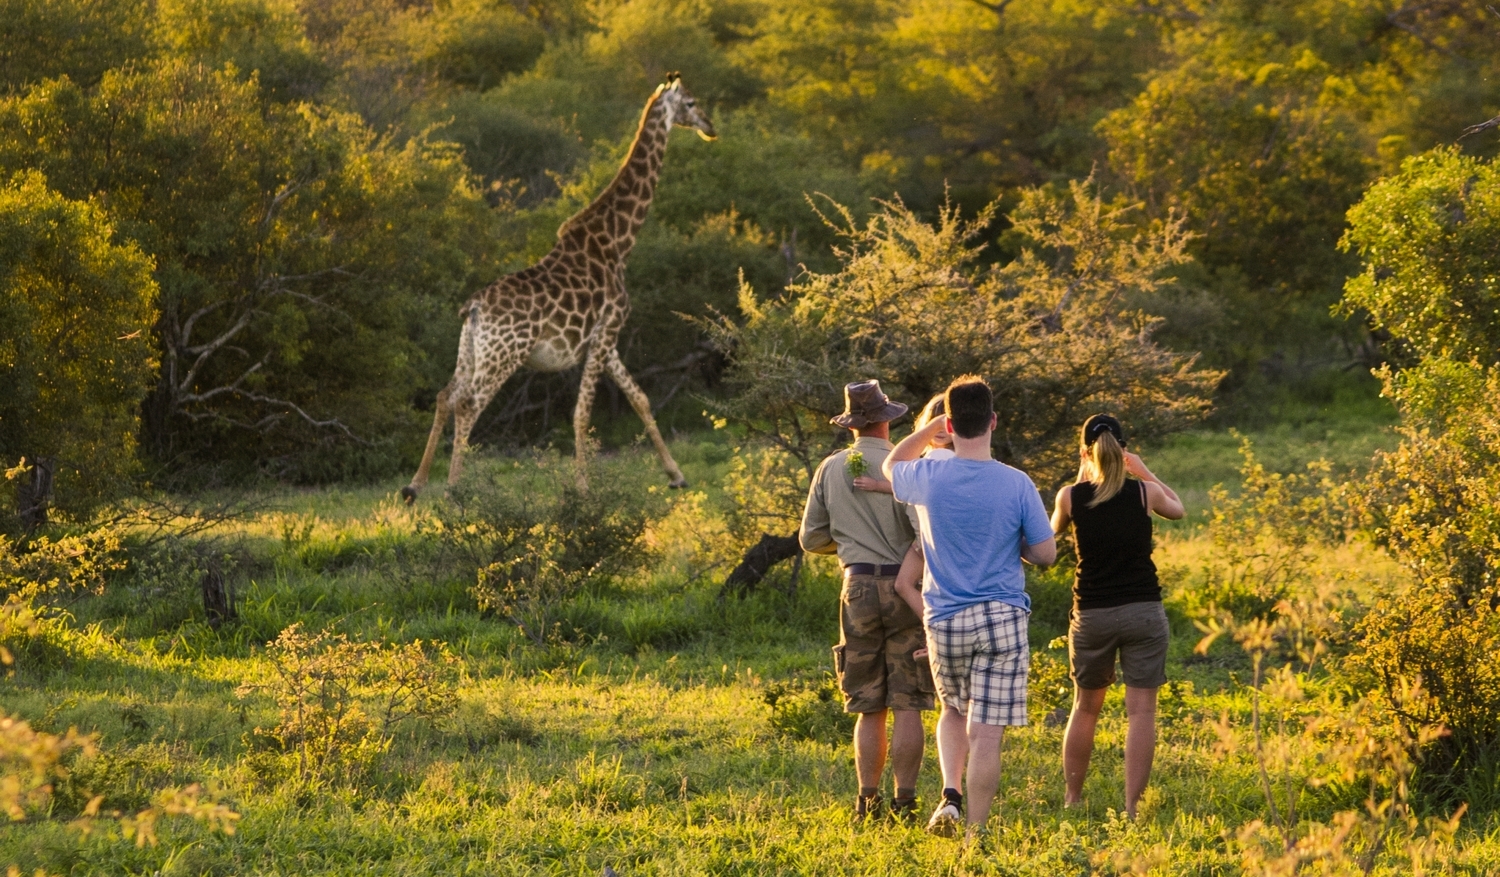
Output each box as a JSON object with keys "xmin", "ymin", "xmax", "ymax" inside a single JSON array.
[{"xmin": 799, "ymin": 436, "xmax": 917, "ymax": 567}]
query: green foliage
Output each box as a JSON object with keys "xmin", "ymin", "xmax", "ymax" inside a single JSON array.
[
  {"xmin": 404, "ymin": 0, "xmax": 547, "ymax": 91},
  {"xmin": 1342, "ymin": 147, "xmax": 1500, "ymax": 366},
  {"xmin": 441, "ymin": 452, "xmax": 664, "ymax": 644},
  {"xmin": 153, "ymin": 0, "xmax": 328, "ymax": 101},
  {"xmin": 762, "ymin": 674, "xmax": 852, "ymax": 746},
  {"xmin": 238, "ymin": 623, "xmax": 463, "ymax": 786},
  {"xmin": 0, "ymin": 0, "xmax": 151, "ymax": 93},
  {"xmin": 1100, "ymin": 0, "xmax": 1499, "ymax": 371},
  {"xmin": 0, "ymin": 173, "xmax": 157, "ymax": 515},
  {"xmin": 1191, "ymin": 439, "xmax": 1344, "ymax": 620},
  {"xmin": 1340, "ymin": 363, "xmax": 1500, "ymax": 792},
  {"xmin": 705, "ymin": 181, "xmax": 1219, "ymax": 495},
  {"xmin": 0, "ymin": 62, "xmax": 498, "ymax": 479},
  {"xmin": 1338, "ymin": 150, "xmax": 1500, "ymax": 790}
]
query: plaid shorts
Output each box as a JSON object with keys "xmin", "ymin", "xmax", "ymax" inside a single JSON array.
[{"xmin": 926, "ymin": 600, "xmax": 1030, "ymax": 726}]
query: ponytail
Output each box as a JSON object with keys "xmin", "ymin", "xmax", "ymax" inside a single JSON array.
[{"xmin": 1085, "ymin": 431, "xmax": 1126, "ymax": 507}]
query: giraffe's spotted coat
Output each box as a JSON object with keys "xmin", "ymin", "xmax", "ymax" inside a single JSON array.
[{"xmin": 403, "ymin": 77, "xmax": 717, "ymax": 498}]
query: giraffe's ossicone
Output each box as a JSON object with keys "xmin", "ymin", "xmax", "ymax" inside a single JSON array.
[{"xmin": 402, "ymin": 73, "xmax": 715, "ymax": 502}]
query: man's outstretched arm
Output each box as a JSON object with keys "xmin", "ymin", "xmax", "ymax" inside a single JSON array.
[{"xmin": 882, "ymin": 417, "xmax": 945, "ymax": 481}]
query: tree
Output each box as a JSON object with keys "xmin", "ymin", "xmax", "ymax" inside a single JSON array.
[
  {"xmin": 0, "ymin": 171, "xmax": 158, "ymax": 519},
  {"xmin": 1341, "ymin": 147, "xmax": 1500, "ymax": 366},
  {"xmin": 1099, "ymin": 0, "xmax": 1500, "ymax": 374},
  {"xmin": 0, "ymin": 0, "xmax": 151, "ymax": 94},
  {"xmin": 703, "ymin": 181, "xmax": 1220, "ymax": 587},
  {"xmin": 1341, "ymin": 148, "xmax": 1500, "ymax": 793},
  {"xmin": 0, "ymin": 63, "xmax": 500, "ymax": 479}
]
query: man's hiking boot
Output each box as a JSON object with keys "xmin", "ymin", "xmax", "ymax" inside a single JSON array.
[
  {"xmin": 890, "ymin": 796, "xmax": 920, "ymax": 825},
  {"xmin": 852, "ymin": 793, "xmax": 884, "ymax": 824},
  {"xmin": 926, "ymin": 790, "xmax": 963, "ymax": 837}
]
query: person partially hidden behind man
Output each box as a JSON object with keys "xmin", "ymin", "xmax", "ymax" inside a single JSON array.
[
  {"xmin": 884, "ymin": 375, "xmax": 1057, "ymax": 841},
  {"xmin": 800, "ymin": 379, "xmax": 935, "ymax": 824}
]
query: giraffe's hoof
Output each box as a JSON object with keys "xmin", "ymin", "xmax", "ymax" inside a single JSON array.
[
  {"xmin": 400, "ymin": 485, "xmax": 419, "ymax": 505},
  {"xmin": 668, "ymin": 477, "xmax": 688, "ymax": 489}
]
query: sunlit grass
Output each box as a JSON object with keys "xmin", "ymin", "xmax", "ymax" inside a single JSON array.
[{"xmin": 2, "ymin": 422, "xmax": 1495, "ymax": 875}]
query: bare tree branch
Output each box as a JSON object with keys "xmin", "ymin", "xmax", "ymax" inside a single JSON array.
[
  {"xmin": 963, "ymin": 0, "xmax": 1015, "ymax": 17},
  {"xmin": 1459, "ymin": 115, "xmax": 1500, "ymax": 141},
  {"xmin": 178, "ymin": 307, "xmax": 257, "ymax": 394}
]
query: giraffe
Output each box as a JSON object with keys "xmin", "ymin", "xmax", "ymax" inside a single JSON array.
[{"xmin": 401, "ymin": 73, "xmax": 714, "ymax": 503}]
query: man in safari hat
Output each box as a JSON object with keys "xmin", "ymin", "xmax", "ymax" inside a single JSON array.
[{"xmin": 800, "ymin": 379, "xmax": 934, "ymax": 824}]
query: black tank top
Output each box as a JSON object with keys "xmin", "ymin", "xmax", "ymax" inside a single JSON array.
[{"xmin": 1069, "ymin": 479, "xmax": 1160, "ymax": 610}]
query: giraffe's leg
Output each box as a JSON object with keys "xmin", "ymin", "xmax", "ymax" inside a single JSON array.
[
  {"xmin": 447, "ymin": 356, "xmax": 526, "ymax": 488},
  {"xmin": 572, "ymin": 343, "xmax": 609, "ymax": 489},
  {"xmin": 604, "ymin": 347, "xmax": 688, "ymax": 488},
  {"xmin": 402, "ymin": 383, "xmax": 453, "ymax": 504}
]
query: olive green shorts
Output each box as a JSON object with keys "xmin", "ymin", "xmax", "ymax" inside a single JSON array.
[
  {"xmin": 1069, "ymin": 600, "xmax": 1169, "ymax": 690},
  {"xmin": 834, "ymin": 573, "xmax": 935, "ymax": 713}
]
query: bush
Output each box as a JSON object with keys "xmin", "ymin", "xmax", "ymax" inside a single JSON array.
[
  {"xmin": 1187, "ymin": 439, "xmax": 1345, "ymax": 621},
  {"xmin": 1343, "ymin": 362, "xmax": 1500, "ymax": 796},
  {"xmin": 703, "ymin": 180, "xmax": 1221, "ymax": 507},
  {"xmin": 762, "ymin": 674, "xmax": 853, "ymax": 746},
  {"xmin": 237, "ymin": 623, "xmax": 463, "ymax": 786},
  {"xmin": 0, "ymin": 173, "xmax": 158, "ymax": 519},
  {"xmin": 437, "ymin": 451, "xmax": 664, "ymax": 645}
]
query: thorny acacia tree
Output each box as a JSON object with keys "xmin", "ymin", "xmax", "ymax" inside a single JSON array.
[{"xmin": 703, "ymin": 181, "xmax": 1220, "ymax": 583}]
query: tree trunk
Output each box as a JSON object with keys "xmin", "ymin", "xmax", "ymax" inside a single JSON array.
[
  {"xmin": 721, "ymin": 532, "xmax": 801, "ymax": 598},
  {"xmin": 16, "ymin": 456, "xmax": 54, "ymax": 531},
  {"xmin": 201, "ymin": 564, "xmax": 234, "ymax": 628}
]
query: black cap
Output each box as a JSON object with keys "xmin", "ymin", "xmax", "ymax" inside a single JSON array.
[{"xmin": 1082, "ymin": 413, "xmax": 1125, "ymax": 448}]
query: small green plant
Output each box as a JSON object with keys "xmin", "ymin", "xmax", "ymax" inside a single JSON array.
[
  {"xmin": 1189, "ymin": 438, "xmax": 1344, "ymax": 621},
  {"xmin": 0, "ymin": 713, "xmax": 237, "ymax": 849},
  {"xmin": 762, "ymin": 674, "xmax": 854, "ymax": 746},
  {"xmin": 237, "ymin": 623, "xmax": 463, "ymax": 785},
  {"xmin": 445, "ymin": 451, "xmax": 661, "ymax": 644},
  {"xmin": 844, "ymin": 451, "xmax": 867, "ymax": 479}
]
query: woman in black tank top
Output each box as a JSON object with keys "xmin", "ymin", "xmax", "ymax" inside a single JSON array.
[{"xmin": 1048, "ymin": 414, "xmax": 1184, "ymax": 819}]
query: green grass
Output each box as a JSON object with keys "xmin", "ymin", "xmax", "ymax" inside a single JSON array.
[{"xmin": 4, "ymin": 397, "xmax": 1496, "ymax": 875}]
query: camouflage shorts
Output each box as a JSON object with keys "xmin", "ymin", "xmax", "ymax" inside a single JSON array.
[{"xmin": 834, "ymin": 573, "xmax": 936, "ymax": 713}]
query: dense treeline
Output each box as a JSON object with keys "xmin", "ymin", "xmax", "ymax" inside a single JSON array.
[{"xmin": 0, "ymin": 0, "xmax": 1496, "ymax": 505}]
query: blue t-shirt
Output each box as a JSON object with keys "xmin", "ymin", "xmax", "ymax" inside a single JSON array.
[{"xmin": 891, "ymin": 457, "xmax": 1053, "ymax": 623}]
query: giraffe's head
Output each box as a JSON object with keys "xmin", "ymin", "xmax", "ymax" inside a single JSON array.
[{"xmin": 659, "ymin": 72, "xmax": 716, "ymax": 141}]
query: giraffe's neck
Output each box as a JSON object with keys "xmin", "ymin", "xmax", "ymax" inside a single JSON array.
[{"xmin": 558, "ymin": 91, "xmax": 672, "ymax": 260}]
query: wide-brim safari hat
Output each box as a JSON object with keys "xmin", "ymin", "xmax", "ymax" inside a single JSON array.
[{"xmin": 831, "ymin": 380, "xmax": 908, "ymax": 429}]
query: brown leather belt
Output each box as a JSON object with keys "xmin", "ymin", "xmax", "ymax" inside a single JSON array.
[{"xmin": 844, "ymin": 563, "xmax": 902, "ymax": 577}]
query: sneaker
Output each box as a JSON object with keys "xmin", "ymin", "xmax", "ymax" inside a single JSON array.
[
  {"xmin": 926, "ymin": 799, "xmax": 961, "ymax": 837},
  {"xmin": 890, "ymin": 797, "xmax": 920, "ymax": 825},
  {"xmin": 852, "ymin": 794, "xmax": 884, "ymax": 824}
]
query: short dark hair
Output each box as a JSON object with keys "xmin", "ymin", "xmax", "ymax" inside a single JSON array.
[{"xmin": 943, "ymin": 375, "xmax": 993, "ymax": 439}]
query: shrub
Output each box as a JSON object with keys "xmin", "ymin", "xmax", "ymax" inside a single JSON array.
[
  {"xmin": 762, "ymin": 674, "xmax": 853, "ymax": 746},
  {"xmin": 237, "ymin": 623, "xmax": 462, "ymax": 786},
  {"xmin": 1187, "ymin": 439, "xmax": 1346, "ymax": 621},
  {"xmin": 0, "ymin": 712, "xmax": 237, "ymax": 847},
  {"xmin": 0, "ymin": 173, "xmax": 157, "ymax": 520},
  {"xmin": 1342, "ymin": 362, "xmax": 1500, "ymax": 795},
  {"xmin": 438, "ymin": 451, "xmax": 663, "ymax": 644},
  {"xmin": 702, "ymin": 180, "xmax": 1220, "ymax": 496}
]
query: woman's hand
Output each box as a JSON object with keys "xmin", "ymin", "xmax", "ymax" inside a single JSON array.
[
  {"xmin": 1123, "ymin": 451, "xmax": 1153, "ymax": 481},
  {"xmin": 853, "ymin": 475, "xmax": 893, "ymax": 494}
]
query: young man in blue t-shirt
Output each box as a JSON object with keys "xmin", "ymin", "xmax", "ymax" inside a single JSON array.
[{"xmin": 883, "ymin": 375, "xmax": 1056, "ymax": 839}]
